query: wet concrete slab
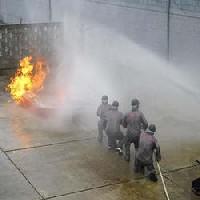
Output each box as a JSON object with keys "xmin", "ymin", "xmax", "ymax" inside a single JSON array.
[
  {"xmin": 51, "ymin": 180, "xmax": 165, "ymax": 200},
  {"xmin": 48, "ymin": 166, "xmax": 200, "ymax": 200},
  {"xmin": 1, "ymin": 95, "xmax": 200, "ymax": 200},
  {"xmin": 0, "ymin": 152, "xmax": 40, "ymax": 200},
  {"xmin": 0, "ymin": 103, "xmax": 96, "ymax": 151},
  {"xmin": 165, "ymin": 165, "xmax": 200, "ymax": 200},
  {"xmin": 161, "ymin": 142, "xmax": 200, "ymax": 172},
  {"xmin": 7, "ymin": 137, "xmax": 200, "ymax": 200},
  {"xmin": 151, "ymin": 117, "xmax": 200, "ymax": 171},
  {"xmin": 8, "ymin": 140, "xmax": 134, "ymax": 199}
]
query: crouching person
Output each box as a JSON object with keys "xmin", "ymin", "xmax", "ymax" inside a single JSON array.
[
  {"xmin": 135, "ymin": 124, "xmax": 161, "ymax": 182},
  {"xmin": 105, "ymin": 101, "xmax": 124, "ymax": 154}
]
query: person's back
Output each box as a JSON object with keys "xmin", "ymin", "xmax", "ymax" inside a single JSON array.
[
  {"xmin": 137, "ymin": 131, "xmax": 157, "ymax": 164},
  {"xmin": 105, "ymin": 101, "xmax": 124, "ymax": 151},
  {"xmin": 123, "ymin": 98, "xmax": 148, "ymax": 161},
  {"xmin": 135, "ymin": 124, "xmax": 161, "ymax": 182},
  {"xmin": 124, "ymin": 110, "xmax": 147, "ymax": 137},
  {"xmin": 96, "ymin": 95, "xmax": 112, "ymax": 143},
  {"xmin": 97, "ymin": 103, "xmax": 112, "ymax": 121},
  {"xmin": 106, "ymin": 109, "xmax": 123, "ymax": 134}
]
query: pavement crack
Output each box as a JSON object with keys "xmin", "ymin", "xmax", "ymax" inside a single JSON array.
[
  {"xmin": 44, "ymin": 182, "xmax": 119, "ymax": 200},
  {"xmin": 5, "ymin": 137, "xmax": 96, "ymax": 153},
  {"xmin": 0, "ymin": 147, "xmax": 45, "ymax": 200},
  {"xmin": 165, "ymin": 163, "xmax": 200, "ymax": 174},
  {"xmin": 43, "ymin": 179, "xmax": 144, "ymax": 200}
]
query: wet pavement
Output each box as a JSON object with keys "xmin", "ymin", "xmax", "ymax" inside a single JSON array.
[{"xmin": 0, "ymin": 95, "xmax": 200, "ymax": 200}]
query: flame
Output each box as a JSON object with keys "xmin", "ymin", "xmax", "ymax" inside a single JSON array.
[{"xmin": 6, "ymin": 56, "xmax": 48, "ymax": 106}]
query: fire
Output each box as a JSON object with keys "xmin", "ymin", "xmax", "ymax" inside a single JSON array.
[{"xmin": 6, "ymin": 56, "xmax": 48, "ymax": 106}]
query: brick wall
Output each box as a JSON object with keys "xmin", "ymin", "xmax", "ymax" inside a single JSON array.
[{"xmin": 0, "ymin": 22, "xmax": 63, "ymax": 76}]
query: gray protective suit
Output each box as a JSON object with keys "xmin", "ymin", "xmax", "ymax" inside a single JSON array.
[
  {"xmin": 135, "ymin": 130, "xmax": 161, "ymax": 176},
  {"xmin": 123, "ymin": 109, "xmax": 148, "ymax": 161},
  {"xmin": 97, "ymin": 103, "xmax": 112, "ymax": 142},
  {"xmin": 105, "ymin": 108, "xmax": 124, "ymax": 149}
]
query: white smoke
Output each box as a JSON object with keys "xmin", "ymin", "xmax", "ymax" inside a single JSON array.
[
  {"xmin": 15, "ymin": 2, "xmax": 200, "ymax": 139},
  {"xmin": 53, "ymin": 15, "xmax": 200, "ymax": 127}
]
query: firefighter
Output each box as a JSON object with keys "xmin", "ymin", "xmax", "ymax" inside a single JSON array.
[
  {"xmin": 135, "ymin": 124, "xmax": 161, "ymax": 182},
  {"xmin": 96, "ymin": 95, "xmax": 112, "ymax": 143},
  {"xmin": 105, "ymin": 100, "xmax": 124, "ymax": 153},
  {"xmin": 123, "ymin": 98, "xmax": 148, "ymax": 161}
]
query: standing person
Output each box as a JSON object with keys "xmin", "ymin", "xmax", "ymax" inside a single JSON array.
[
  {"xmin": 97, "ymin": 95, "xmax": 112, "ymax": 143},
  {"xmin": 123, "ymin": 98, "xmax": 148, "ymax": 161},
  {"xmin": 135, "ymin": 124, "xmax": 161, "ymax": 182},
  {"xmin": 105, "ymin": 101, "xmax": 124, "ymax": 154}
]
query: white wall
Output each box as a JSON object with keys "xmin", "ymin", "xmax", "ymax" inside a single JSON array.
[{"xmin": 0, "ymin": 0, "xmax": 49, "ymax": 24}]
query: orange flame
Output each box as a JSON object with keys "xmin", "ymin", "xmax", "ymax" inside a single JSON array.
[{"xmin": 6, "ymin": 56, "xmax": 48, "ymax": 106}]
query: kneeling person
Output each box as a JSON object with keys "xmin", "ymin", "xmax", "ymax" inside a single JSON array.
[
  {"xmin": 105, "ymin": 101, "xmax": 124, "ymax": 153},
  {"xmin": 135, "ymin": 124, "xmax": 161, "ymax": 182}
]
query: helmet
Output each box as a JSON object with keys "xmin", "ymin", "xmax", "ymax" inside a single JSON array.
[
  {"xmin": 131, "ymin": 98, "xmax": 140, "ymax": 106},
  {"xmin": 112, "ymin": 100, "xmax": 119, "ymax": 107},
  {"xmin": 102, "ymin": 95, "xmax": 108, "ymax": 100},
  {"xmin": 148, "ymin": 124, "xmax": 156, "ymax": 132}
]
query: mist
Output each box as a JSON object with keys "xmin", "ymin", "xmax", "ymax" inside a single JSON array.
[
  {"xmin": 11, "ymin": 2, "xmax": 200, "ymax": 141},
  {"xmin": 44, "ymin": 13, "xmax": 200, "ymax": 135}
]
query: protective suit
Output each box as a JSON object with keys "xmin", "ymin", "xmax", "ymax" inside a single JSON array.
[
  {"xmin": 135, "ymin": 124, "xmax": 161, "ymax": 182},
  {"xmin": 105, "ymin": 101, "xmax": 124, "ymax": 150},
  {"xmin": 96, "ymin": 96, "xmax": 112, "ymax": 143},
  {"xmin": 123, "ymin": 99, "xmax": 148, "ymax": 161}
]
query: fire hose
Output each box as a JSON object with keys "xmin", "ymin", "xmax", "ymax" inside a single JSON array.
[{"xmin": 156, "ymin": 162, "xmax": 171, "ymax": 200}]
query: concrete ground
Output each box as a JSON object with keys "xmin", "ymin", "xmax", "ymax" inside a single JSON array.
[{"xmin": 0, "ymin": 93, "xmax": 200, "ymax": 200}]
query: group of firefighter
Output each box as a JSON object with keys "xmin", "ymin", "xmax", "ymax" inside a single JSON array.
[{"xmin": 97, "ymin": 95, "xmax": 161, "ymax": 182}]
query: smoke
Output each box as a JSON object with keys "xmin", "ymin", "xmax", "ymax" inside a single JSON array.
[
  {"xmin": 16, "ymin": 2, "xmax": 200, "ymax": 139},
  {"xmin": 53, "ymin": 14, "xmax": 200, "ymax": 130}
]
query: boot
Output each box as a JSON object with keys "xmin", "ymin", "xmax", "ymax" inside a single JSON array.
[
  {"xmin": 149, "ymin": 173, "xmax": 158, "ymax": 182},
  {"xmin": 124, "ymin": 146, "xmax": 130, "ymax": 161}
]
